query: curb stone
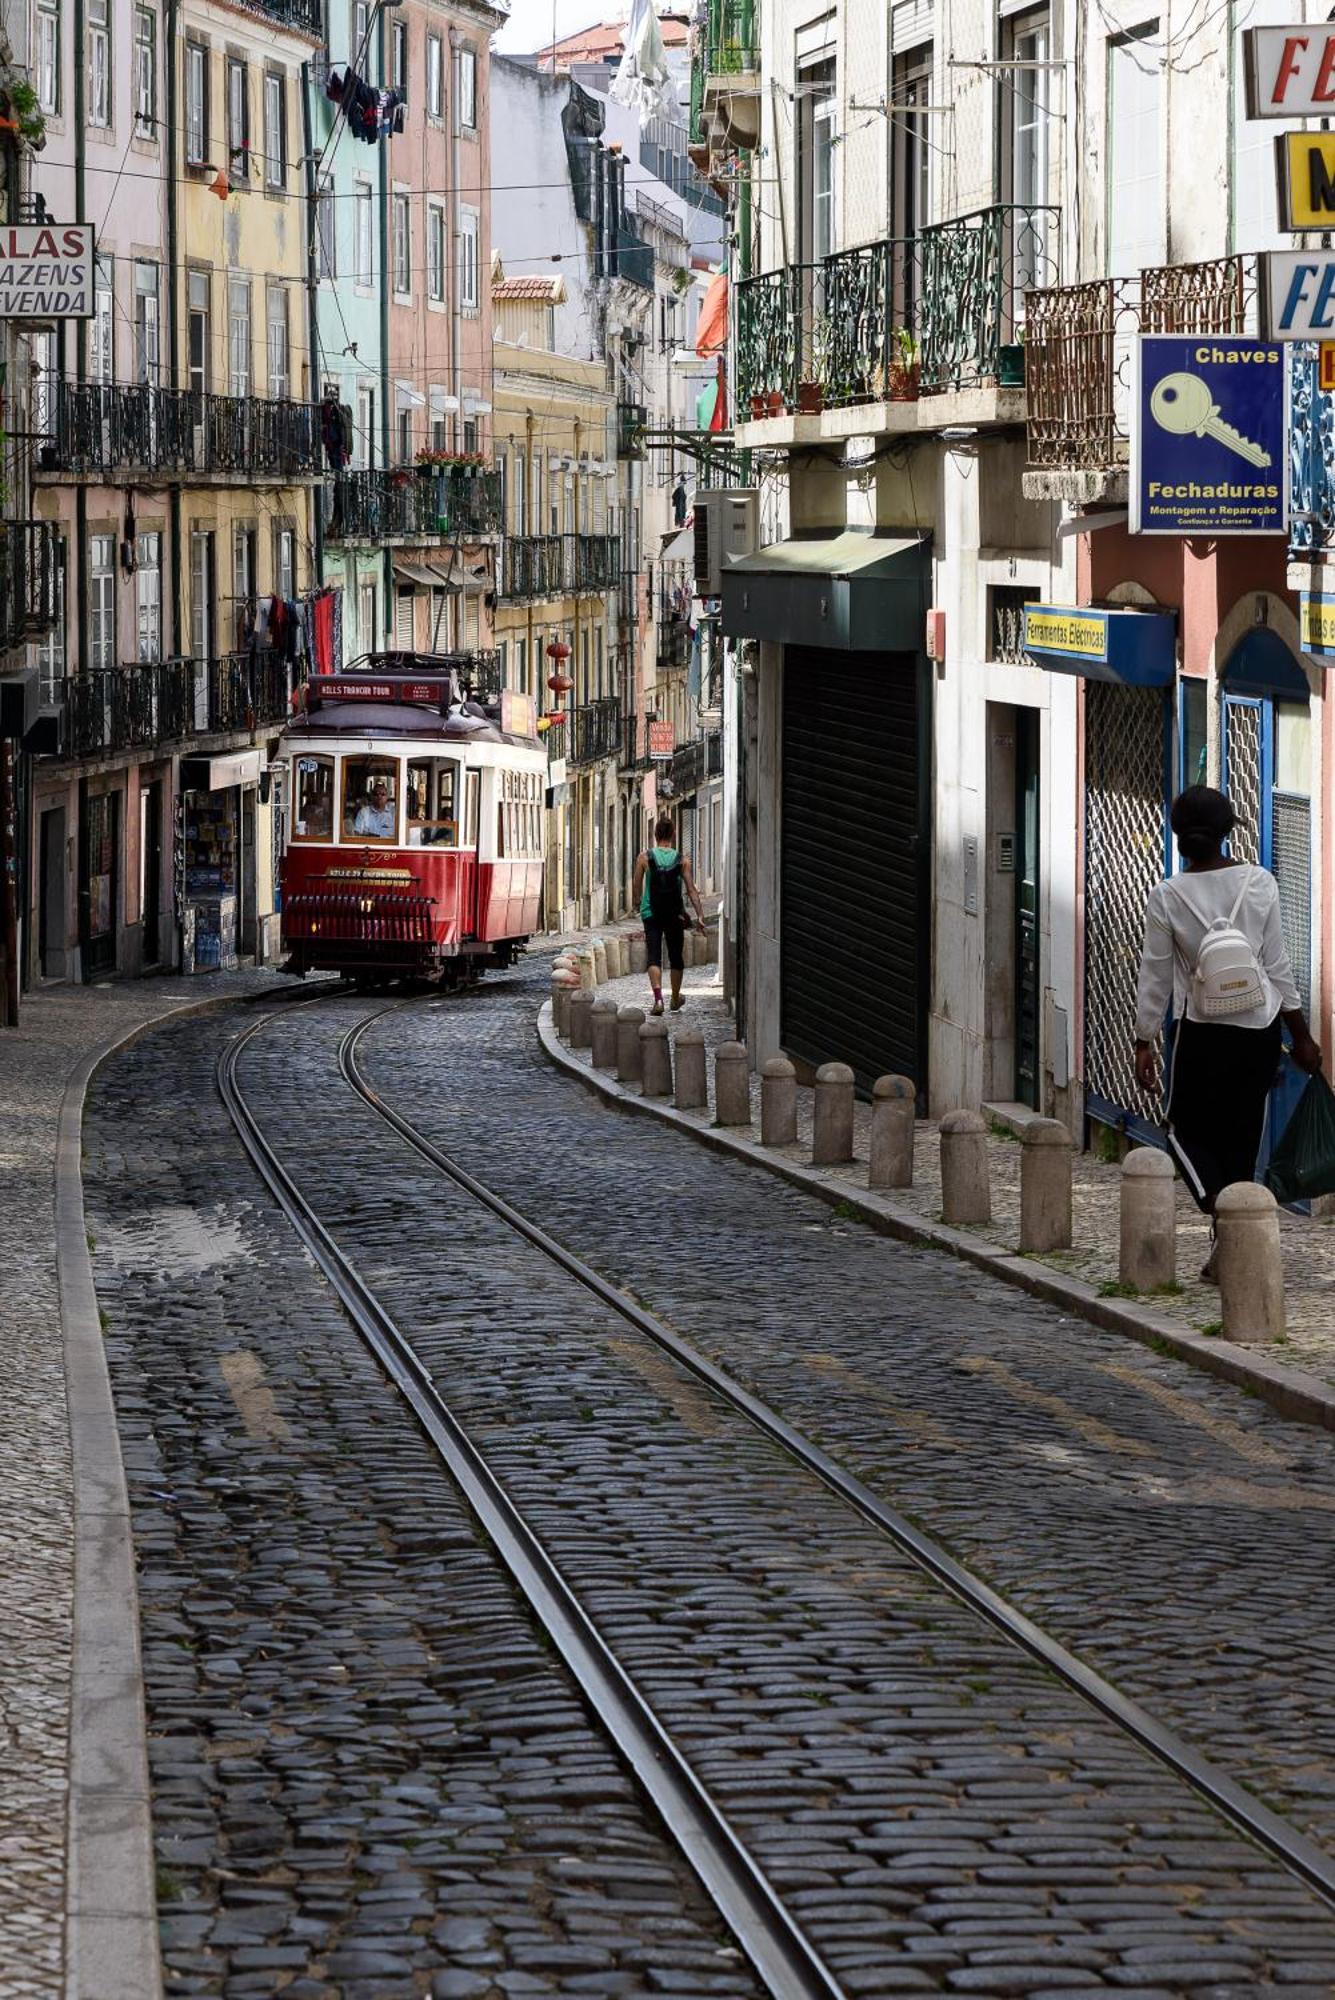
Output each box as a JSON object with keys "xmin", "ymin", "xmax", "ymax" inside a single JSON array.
[
  {"xmin": 57, "ymin": 989, "xmax": 321, "ymax": 2000},
  {"xmin": 537, "ymin": 1001, "xmax": 1335, "ymax": 1437}
]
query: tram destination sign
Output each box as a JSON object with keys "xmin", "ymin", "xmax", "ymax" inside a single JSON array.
[
  {"xmin": 311, "ymin": 677, "xmax": 454, "ymax": 705},
  {"xmin": 0, "ymin": 224, "xmax": 95, "ymax": 317}
]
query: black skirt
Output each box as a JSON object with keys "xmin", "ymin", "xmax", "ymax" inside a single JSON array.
[{"xmin": 1164, "ymin": 1014, "xmax": 1283, "ymax": 1213}]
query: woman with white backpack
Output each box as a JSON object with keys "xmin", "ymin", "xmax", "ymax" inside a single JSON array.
[{"xmin": 1134, "ymin": 786, "xmax": 1322, "ymax": 1276}]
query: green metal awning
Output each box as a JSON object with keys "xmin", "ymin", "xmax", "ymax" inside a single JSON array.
[{"xmin": 720, "ymin": 532, "xmax": 930, "ymax": 652}]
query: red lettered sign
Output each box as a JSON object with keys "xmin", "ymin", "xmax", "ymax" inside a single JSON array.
[{"xmin": 1245, "ymin": 25, "xmax": 1335, "ymax": 115}]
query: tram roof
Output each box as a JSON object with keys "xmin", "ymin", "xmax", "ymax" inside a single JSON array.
[{"xmin": 290, "ymin": 653, "xmax": 542, "ymax": 748}]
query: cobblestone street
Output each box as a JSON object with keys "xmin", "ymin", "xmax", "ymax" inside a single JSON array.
[{"xmin": 47, "ymin": 961, "xmax": 1335, "ymax": 1995}]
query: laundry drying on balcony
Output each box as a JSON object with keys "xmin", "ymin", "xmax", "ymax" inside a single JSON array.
[{"xmin": 325, "ymin": 64, "xmax": 406, "ymax": 142}]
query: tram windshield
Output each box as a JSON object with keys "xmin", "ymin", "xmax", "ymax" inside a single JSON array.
[
  {"xmin": 343, "ymin": 757, "xmax": 400, "ymax": 842},
  {"xmin": 406, "ymin": 758, "xmax": 459, "ymax": 847},
  {"xmin": 292, "ymin": 756, "xmax": 335, "ymax": 840}
]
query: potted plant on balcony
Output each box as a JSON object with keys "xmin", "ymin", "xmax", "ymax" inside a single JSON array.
[
  {"xmin": 888, "ymin": 328, "xmax": 920, "ymax": 401},
  {"xmin": 997, "ymin": 325, "xmax": 1025, "ymax": 388},
  {"xmin": 794, "ymin": 318, "xmax": 830, "ymax": 414}
]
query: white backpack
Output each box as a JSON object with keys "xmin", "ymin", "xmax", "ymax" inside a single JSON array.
[{"xmin": 1172, "ymin": 867, "xmax": 1267, "ymax": 1019}]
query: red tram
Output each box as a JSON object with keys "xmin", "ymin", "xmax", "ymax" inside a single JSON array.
[{"xmin": 278, "ymin": 653, "xmax": 546, "ymax": 983}]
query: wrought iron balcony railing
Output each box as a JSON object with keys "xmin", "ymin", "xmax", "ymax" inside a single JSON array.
[
  {"xmin": 617, "ymin": 401, "xmax": 647, "ymax": 459},
  {"xmin": 545, "ymin": 717, "xmax": 568, "ymax": 768},
  {"xmin": 499, "ymin": 534, "xmax": 565, "ymax": 599},
  {"xmin": 572, "ymin": 533, "xmax": 621, "ymax": 593},
  {"xmin": 54, "ymin": 651, "xmax": 303, "ymax": 761},
  {"xmin": 703, "ymin": 0, "xmax": 757, "ymax": 73},
  {"xmin": 248, "ymin": 0, "xmax": 321, "ymax": 30},
  {"xmin": 568, "ymin": 694, "xmax": 623, "ymax": 766},
  {"xmin": 706, "ymin": 730, "xmax": 723, "ymax": 778},
  {"xmin": 325, "ymin": 466, "xmax": 502, "ymax": 542},
  {"xmin": 738, "ymin": 207, "xmax": 1059, "ymax": 416},
  {"xmin": 657, "ymin": 614, "xmax": 692, "ymax": 674},
  {"xmin": 0, "ymin": 520, "xmax": 59, "ymax": 651},
  {"xmin": 39, "ymin": 383, "xmax": 324, "ymax": 479},
  {"xmin": 669, "ymin": 736, "xmax": 706, "ymax": 798},
  {"xmin": 1025, "ymin": 254, "xmax": 1254, "ymax": 474}
]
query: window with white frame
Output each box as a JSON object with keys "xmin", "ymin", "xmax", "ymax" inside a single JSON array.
[
  {"xmin": 228, "ymin": 278, "xmax": 250, "ymax": 395},
  {"xmin": 352, "ymin": 0, "xmax": 370, "ymax": 64},
  {"xmin": 31, "ymin": 329, "xmax": 53, "ymax": 450},
  {"xmin": 233, "ymin": 522, "xmax": 256, "ymax": 606},
  {"xmin": 276, "ymin": 526, "xmax": 295, "ymax": 600},
  {"xmin": 134, "ymin": 260, "xmax": 160, "ymax": 384},
  {"xmin": 134, "ymin": 6, "xmax": 155, "ymax": 134},
  {"xmin": 190, "ymin": 530, "xmax": 214, "ymax": 658},
  {"xmin": 185, "ymin": 41, "xmax": 208, "ymax": 162},
  {"xmin": 457, "ymin": 43, "xmax": 476, "ymax": 128},
  {"xmin": 1107, "ymin": 25, "xmax": 1163, "ymax": 277},
  {"xmin": 92, "ymin": 257, "xmax": 114, "ymax": 383},
  {"xmin": 266, "ymin": 285, "xmax": 289, "ymax": 397},
  {"xmin": 427, "ymin": 203, "xmax": 446, "ymax": 302},
  {"xmin": 514, "ymin": 635, "xmax": 527, "ymax": 697},
  {"xmin": 513, "ymin": 449, "xmax": 526, "ymax": 532},
  {"xmin": 264, "ymin": 70, "xmax": 286, "ymax": 189},
  {"xmin": 88, "ymin": 0, "xmax": 110, "ymax": 125},
  {"xmin": 354, "ymin": 179, "xmax": 373, "ymax": 285},
  {"xmin": 358, "ymin": 384, "xmax": 376, "ymax": 466},
  {"xmin": 188, "ymin": 269, "xmax": 209, "ymax": 393},
  {"xmin": 316, "ymin": 175, "xmax": 336, "ymax": 279},
  {"xmin": 1008, "ymin": 12, "xmax": 1052, "ymax": 298},
  {"xmin": 136, "ymin": 533, "xmax": 161, "ymax": 662},
  {"xmin": 36, "ymin": 0, "xmax": 60, "ymax": 114},
  {"xmin": 359, "ymin": 579, "xmax": 377, "ymax": 644},
  {"xmin": 392, "ymin": 192, "xmax": 411, "ymax": 293},
  {"xmin": 396, "ymin": 403, "xmax": 413, "ymax": 463},
  {"xmin": 227, "ymin": 56, "xmax": 248, "ymax": 183},
  {"xmin": 426, "ymin": 34, "xmax": 443, "ymax": 116},
  {"xmin": 36, "ymin": 534, "xmax": 66, "ymax": 702},
  {"xmin": 392, "ymin": 19, "xmax": 406, "ymax": 90},
  {"xmin": 460, "ymin": 210, "xmax": 479, "ymax": 310},
  {"xmin": 90, "ymin": 535, "xmax": 116, "ymax": 674}
]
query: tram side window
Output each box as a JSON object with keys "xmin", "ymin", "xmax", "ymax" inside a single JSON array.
[
  {"xmin": 343, "ymin": 756, "xmax": 400, "ymax": 841},
  {"xmin": 498, "ymin": 768, "xmax": 543, "ymax": 859},
  {"xmin": 292, "ymin": 756, "xmax": 335, "ymax": 840},
  {"xmin": 406, "ymin": 758, "xmax": 458, "ymax": 846}
]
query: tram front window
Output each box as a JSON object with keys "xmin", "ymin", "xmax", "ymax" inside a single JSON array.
[
  {"xmin": 292, "ymin": 756, "xmax": 334, "ymax": 840},
  {"xmin": 344, "ymin": 756, "xmax": 400, "ymax": 842},
  {"xmin": 406, "ymin": 758, "xmax": 459, "ymax": 847}
]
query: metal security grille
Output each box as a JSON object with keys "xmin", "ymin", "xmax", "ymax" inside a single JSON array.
[
  {"xmin": 781, "ymin": 648, "xmax": 923, "ymax": 1094},
  {"xmin": 1083, "ymin": 681, "xmax": 1166, "ymax": 1127},
  {"xmin": 1225, "ymin": 702, "xmax": 1263, "ymax": 865},
  {"xmin": 1273, "ymin": 791, "xmax": 1312, "ymax": 1015}
]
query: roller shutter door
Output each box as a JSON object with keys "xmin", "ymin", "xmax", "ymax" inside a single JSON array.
[{"xmin": 781, "ymin": 647, "xmax": 923, "ymax": 1092}]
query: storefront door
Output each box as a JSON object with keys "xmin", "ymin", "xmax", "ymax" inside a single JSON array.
[
  {"xmin": 1015, "ymin": 708, "xmax": 1041, "ymax": 1109},
  {"xmin": 141, "ymin": 782, "xmax": 162, "ymax": 966},
  {"xmin": 80, "ymin": 790, "xmax": 119, "ymax": 979}
]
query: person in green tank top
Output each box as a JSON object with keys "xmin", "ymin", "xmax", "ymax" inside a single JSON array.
[{"xmin": 632, "ymin": 812, "xmax": 705, "ymax": 1015}]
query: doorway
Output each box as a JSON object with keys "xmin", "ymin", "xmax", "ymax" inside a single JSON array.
[
  {"xmin": 985, "ymin": 704, "xmax": 1041, "ymax": 1107},
  {"xmin": 141, "ymin": 781, "xmax": 162, "ymax": 965},
  {"xmin": 39, "ymin": 808, "xmax": 66, "ymax": 979},
  {"xmin": 81, "ymin": 789, "xmax": 119, "ymax": 979}
]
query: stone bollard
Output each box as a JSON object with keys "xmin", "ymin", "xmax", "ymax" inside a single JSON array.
[
  {"xmin": 869, "ymin": 1074, "xmax": 915, "ymax": 1189},
  {"xmin": 552, "ymin": 981, "xmax": 574, "ymax": 1039},
  {"xmin": 940, "ymin": 1110, "xmax": 991, "ymax": 1226},
  {"xmin": 812, "ymin": 1062, "xmax": 855, "ymax": 1166},
  {"xmin": 616, "ymin": 1005, "xmax": 645, "ymax": 1083},
  {"xmin": 577, "ymin": 950, "xmax": 597, "ymax": 992},
  {"xmin": 590, "ymin": 997, "xmax": 618, "ymax": 1072},
  {"xmin": 609, "ymin": 935, "xmax": 628, "ymax": 978},
  {"xmin": 1019, "ymin": 1118, "xmax": 1073, "ymax": 1254},
  {"xmin": 761, "ymin": 1057, "xmax": 798, "ymax": 1147},
  {"xmin": 630, "ymin": 936, "xmax": 648, "ymax": 975},
  {"xmin": 569, "ymin": 987, "xmax": 595, "ymax": 1050},
  {"xmin": 639, "ymin": 1018, "xmax": 673, "ymax": 1099},
  {"xmin": 1216, "ymin": 1182, "xmax": 1285, "ymax": 1342},
  {"xmin": 674, "ymin": 1029, "xmax": 707, "ymax": 1110},
  {"xmin": 591, "ymin": 940, "xmax": 609, "ymax": 985},
  {"xmin": 714, "ymin": 1041, "xmax": 751, "ymax": 1129},
  {"xmin": 1120, "ymin": 1148, "xmax": 1176, "ymax": 1291}
]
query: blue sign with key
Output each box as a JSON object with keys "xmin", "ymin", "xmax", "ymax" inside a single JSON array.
[{"xmin": 1131, "ymin": 335, "xmax": 1288, "ymax": 537}]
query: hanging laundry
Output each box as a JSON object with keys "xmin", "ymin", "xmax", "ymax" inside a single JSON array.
[
  {"xmin": 326, "ymin": 65, "xmax": 406, "ymax": 143},
  {"xmin": 320, "ymin": 395, "xmax": 353, "ymax": 469},
  {"xmin": 312, "ymin": 591, "xmax": 335, "ymax": 674}
]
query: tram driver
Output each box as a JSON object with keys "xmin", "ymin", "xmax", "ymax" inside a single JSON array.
[{"xmin": 353, "ymin": 778, "xmax": 396, "ymax": 839}]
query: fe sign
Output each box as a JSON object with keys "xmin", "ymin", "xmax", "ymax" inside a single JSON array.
[
  {"xmin": 1245, "ymin": 24, "xmax": 1335, "ymax": 116},
  {"xmin": 0, "ymin": 224, "xmax": 95, "ymax": 317}
]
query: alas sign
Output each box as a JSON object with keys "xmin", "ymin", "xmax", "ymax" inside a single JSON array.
[
  {"xmin": 1245, "ymin": 25, "xmax": 1335, "ymax": 115},
  {"xmin": 0, "ymin": 224, "xmax": 95, "ymax": 317}
]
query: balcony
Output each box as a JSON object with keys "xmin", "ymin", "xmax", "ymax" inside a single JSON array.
[
  {"xmin": 668, "ymin": 737, "xmax": 706, "ymax": 799},
  {"xmin": 657, "ymin": 614, "xmax": 692, "ymax": 675},
  {"xmin": 736, "ymin": 207, "xmax": 1058, "ymax": 440},
  {"xmin": 495, "ymin": 533, "xmax": 622, "ymax": 600},
  {"xmin": 706, "ymin": 730, "xmax": 723, "ymax": 778},
  {"xmin": 53, "ymin": 651, "xmax": 302, "ymax": 762},
  {"xmin": 568, "ymin": 695, "xmax": 623, "ymax": 766},
  {"xmin": 39, "ymin": 383, "xmax": 324, "ymax": 482},
  {"xmin": 1023, "ymin": 253, "xmax": 1253, "ymax": 503},
  {"xmin": 0, "ymin": 521, "xmax": 59, "ymax": 652},
  {"xmin": 249, "ymin": 0, "xmax": 321, "ymax": 29},
  {"xmin": 545, "ymin": 717, "xmax": 567, "ymax": 770},
  {"xmin": 500, "ymin": 534, "xmax": 564, "ymax": 599},
  {"xmin": 693, "ymin": 0, "xmax": 759, "ymax": 157},
  {"xmin": 326, "ymin": 466, "xmax": 502, "ymax": 544}
]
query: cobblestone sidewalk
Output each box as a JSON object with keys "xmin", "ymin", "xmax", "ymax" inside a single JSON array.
[
  {"xmin": 562, "ymin": 932, "xmax": 1335, "ymax": 1400},
  {"xmin": 0, "ymin": 969, "xmax": 303, "ymax": 1998}
]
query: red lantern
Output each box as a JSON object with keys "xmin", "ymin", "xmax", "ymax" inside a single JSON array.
[
  {"xmin": 546, "ymin": 639, "xmax": 571, "ymax": 661},
  {"xmin": 546, "ymin": 671, "xmax": 574, "ymax": 695}
]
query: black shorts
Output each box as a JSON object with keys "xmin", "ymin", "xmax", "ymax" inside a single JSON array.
[{"xmin": 644, "ymin": 916, "xmax": 685, "ymax": 971}]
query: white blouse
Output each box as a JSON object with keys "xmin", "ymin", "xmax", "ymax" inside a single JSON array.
[{"xmin": 1134, "ymin": 863, "xmax": 1301, "ymax": 1042}]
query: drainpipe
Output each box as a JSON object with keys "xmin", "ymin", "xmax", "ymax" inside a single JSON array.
[
  {"xmin": 301, "ymin": 60, "xmax": 323, "ymax": 591},
  {"xmin": 449, "ymin": 32, "xmax": 462, "ymax": 453},
  {"xmin": 376, "ymin": 9, "xmax": 391, "ymax": 641},
  {"xmin": 74, "ymin": 0, "xmax": 88, "ymax": 696},
  {"xmin": 166, "ymin": 0, "xmax": 182, "ymax": 655},
  {"xmin": 525, "ymin": 408, "xmax": 535, "ymax": 689}
]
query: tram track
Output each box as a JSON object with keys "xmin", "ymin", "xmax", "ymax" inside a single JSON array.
[{"xmin": 216, "ymin": 990, "xmax": 1335, "ymax": 1993}]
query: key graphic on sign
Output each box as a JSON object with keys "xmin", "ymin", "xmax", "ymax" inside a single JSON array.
[{"xmin": 1149, "ymin": 372, "xmax": 1271, "ymax": 467}]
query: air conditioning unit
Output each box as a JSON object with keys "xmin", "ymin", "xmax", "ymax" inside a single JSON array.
[{"xmin": 692, "ymin": 488, "xmax": 759, "ymax": 596}]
